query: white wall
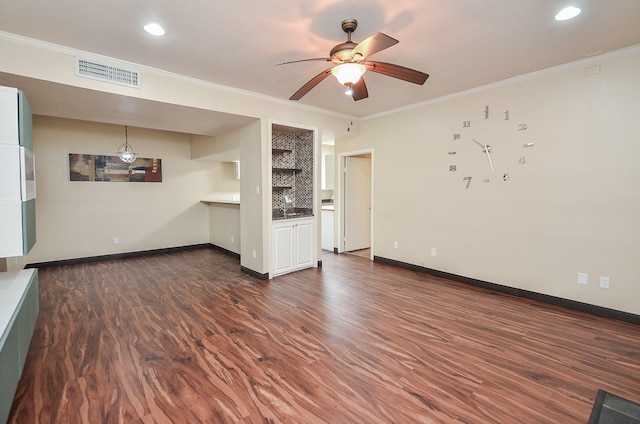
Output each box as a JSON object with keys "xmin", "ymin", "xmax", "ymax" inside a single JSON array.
[
  {"xmin": 208, "ymin": 204, "xmax": 241, "ymax": 255},
  {"xmin": 0, "ymin": 34, "xmax": 353, "ymax": 276},
  {"xmin": 336, "ymin": 47, "xmax": 640, "ymax": 315},
  {"xmin": 28, "ymin": 116, "xmax": 214, "ymax": 263}
]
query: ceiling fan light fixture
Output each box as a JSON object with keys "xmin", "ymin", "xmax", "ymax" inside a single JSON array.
[{"xmin": 331, "ymin": 63, "xmax": 366, "ymax": 85}]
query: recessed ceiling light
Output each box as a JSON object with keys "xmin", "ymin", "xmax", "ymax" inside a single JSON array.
[
  {"xmin": 144, "ymin": 23, "xmax": 165, "ymax": 36},
  {"xmin": 555, "ymin": 6, "xmax": 581, "ymax": 21}
]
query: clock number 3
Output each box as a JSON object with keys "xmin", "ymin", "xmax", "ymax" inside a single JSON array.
[{"xmin": 463, "ymin": 176, "xmax": 472, "ymax": 189}]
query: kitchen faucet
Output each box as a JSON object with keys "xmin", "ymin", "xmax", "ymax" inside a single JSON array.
[{"xmin": 283, "ymin": 194, "xmax": 293, "ymax": 216}]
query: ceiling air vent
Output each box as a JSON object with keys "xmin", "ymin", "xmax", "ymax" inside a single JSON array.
[{"xmin": 76, "ymin": 57, "xmax": 140, "ymax": 88}]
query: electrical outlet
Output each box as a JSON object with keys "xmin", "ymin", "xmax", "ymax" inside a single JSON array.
[
  {"xmin": 230, "ymin": 236, "xmax": 234, "ymax": 243},
  {"xmin": 113, "ymin": 237, "xmax": 119, "ymax": 245},
  {"xmin": 255, "ymin": 185, "xmax": 260, "ymax": 195},
  {"xmin": 431, "ymin": 247, "xmax": 437, "ymax": 257},
  {"xmin": 577, "ymin": 272, "xmax": 588, "ymax": 285},
  {"xmin": 393, "ymin": 241, "xmax": 398, "ymax": 249},
  {"xmin": 252, "ymin": 249, "xmax": 257, "ymax": 259},
  {"xmin": 599, "ymin": 276, "xmax": 610, "ymax": 289}
]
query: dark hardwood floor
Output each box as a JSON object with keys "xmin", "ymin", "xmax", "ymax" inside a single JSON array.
[{"xmin": 8, "ymin": 247, "xmax": 640, "ymax": 423}]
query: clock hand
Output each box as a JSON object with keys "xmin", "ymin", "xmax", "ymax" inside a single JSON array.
[
  {"xmin": 485, "ymin": 145, "xmax": 494, "ymax": 172},
  {"xmin": 472, "ymin": 138, "xmax": 494, "ymax": 172}
]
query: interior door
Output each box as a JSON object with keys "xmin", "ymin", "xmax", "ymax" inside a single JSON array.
[{"xmin": 344, "ymin": 156, "xmax": 371, "ymax": 252}]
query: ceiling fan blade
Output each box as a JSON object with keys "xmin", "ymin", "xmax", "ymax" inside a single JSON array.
[
  {"xmin": 277, "ymin": 58, "xmax": 331, "ymax": 66},
  {"xmin": 365, "ymin": 61, "xmax": 429, "ymax": 85},
  {"xmin": 289, "ymin": 68, "xmax": 333, "ymax": 100},
  {"xmin": 352, "ymin": 33, "xmax": 398, "ymax": 60},
  {"xmin": 351, "ymin": 78, "xmax": 368, "ymax": 101}
]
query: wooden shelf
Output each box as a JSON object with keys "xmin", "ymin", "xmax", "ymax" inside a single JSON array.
[
  {"xmin": 272, "ymin": 186, "xmax": 292, "ymax": 190},
  {"xmin": 272, "ymin": 148, "xmax": 292, "ymax": 154},
  {"xmin": 272, "ymin": 167, "xmax": 301, "ymax": 173}
]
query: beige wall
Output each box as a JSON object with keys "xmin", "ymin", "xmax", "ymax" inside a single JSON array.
[
  {"xmin": 336, "ymin": 47, "xmax": 640, "ymax": 315},
  {"xmin": 2, "ymin": 32, "xmax": 639, "ymax": 314},
  {"xmin": 28, "ymin": 117, "xmax": 214, "ymax": 263},
  {"xmin": 208, "ymin": 204, "xmax": 241, "ymax": 255},
  {"xmin": 0, "ymin": 34, "xmax": 353, "ymax": 275}
]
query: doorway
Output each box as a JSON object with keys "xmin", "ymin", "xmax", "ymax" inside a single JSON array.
[{"xmin": 340, "ymin": 151, "xmax": 373, "ymax": 259}]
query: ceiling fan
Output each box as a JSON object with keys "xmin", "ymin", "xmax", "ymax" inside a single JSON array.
[{"xmin": 280, "ymin": 19, "xmax": 429, "ymax": 101}]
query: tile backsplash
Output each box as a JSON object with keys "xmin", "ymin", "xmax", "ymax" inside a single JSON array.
[{"xmin": 272, "ymin": 130, "xmax": 314, "ymax": 210}]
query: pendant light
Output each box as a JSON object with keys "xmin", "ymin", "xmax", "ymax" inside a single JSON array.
[{"xmin": 117, "ymin": 126, "xmax": 137, "ymax": 163}]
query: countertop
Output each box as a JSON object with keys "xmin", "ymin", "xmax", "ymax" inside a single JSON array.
[
  {"xmin": 0, "ymin": 269, "xmax": 37, "ymax": 350},
  {"xmin": 272, "ymin": 208, "xmax": 313, "ymax": 221},
  {"xmin": 200, "ymin": 199, "xmax": 240, "ymax": 205}
]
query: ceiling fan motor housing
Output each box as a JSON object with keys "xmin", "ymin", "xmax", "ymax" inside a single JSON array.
[
  {"xmin": 330, "ymin": 42, "xmax": 358, "ymax": 63},
  {"xmin": 330, "ymin": 19, "xmax": 362, "ymax": 63}
]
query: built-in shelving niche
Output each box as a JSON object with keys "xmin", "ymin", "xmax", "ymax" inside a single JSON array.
[{"xmin": 271, "ymin": 125, "xmax": 314, "ymax": 212}]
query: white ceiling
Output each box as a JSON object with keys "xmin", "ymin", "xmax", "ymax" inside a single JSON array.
[{"xmin": 1, "ymin": 0, "xmax": 639, "ymax": 135}]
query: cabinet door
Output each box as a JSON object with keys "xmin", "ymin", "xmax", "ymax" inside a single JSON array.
[
  {"xmin": 0, "ymin": 324, "xmax": 20, "ymax": 424},
  {"xmin": 0, "ymin": 201, "xmax": 24, "ymax": 257},
  {"xmin": 294, "ymin": 220, "xmax": 314, "ymax": 269},
  {"xmin": 0, "ymin": 86, "xmax": 19, "ymax": 145},
  {"xmin": 273, "ymin": 224, "xmax": 294, "ymax": 276},
  {"xmin": 0, "ymin": 145, "xmax": 21, "ymax": 200}
]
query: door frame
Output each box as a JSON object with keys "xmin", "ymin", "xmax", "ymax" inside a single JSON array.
[{"xmin": 337, "ymin": 148, "xmax": 374, "ymax": 260}]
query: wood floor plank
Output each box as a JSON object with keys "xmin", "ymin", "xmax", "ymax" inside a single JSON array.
[{"xmin": 8, "ymin": 247, "xmax": 640, "ymax": 423}]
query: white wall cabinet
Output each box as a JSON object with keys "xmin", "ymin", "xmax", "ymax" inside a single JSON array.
[
  {"xmin": 0, "ymin": 86, "xmax": 35, "ymax": 258},
  {"xmin": 272, "ymin": 217, "xmax": 314, "ymax": 276}
]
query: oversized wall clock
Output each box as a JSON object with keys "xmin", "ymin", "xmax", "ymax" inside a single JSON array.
[{"xmin": 448, "ymin": 105, "xmax": 534, "ymax": 189}]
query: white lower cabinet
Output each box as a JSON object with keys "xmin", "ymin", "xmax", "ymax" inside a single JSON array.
[
  {"xmin": 272, "ymin": 217, "xmax": 314, "ymax": 276},
  {"xmin": 0, "ymin": 269, "xmax": 39, "ymax": 424}
]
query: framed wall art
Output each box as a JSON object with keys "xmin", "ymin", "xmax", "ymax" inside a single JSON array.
[{"xmin": 69, "ymin": 154, "xmax": 162, "ymax": 182}]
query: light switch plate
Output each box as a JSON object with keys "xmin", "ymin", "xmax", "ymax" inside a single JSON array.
[{"xmin": 577, "ymin": 272, "xmax": 588, "ymax": 285}]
